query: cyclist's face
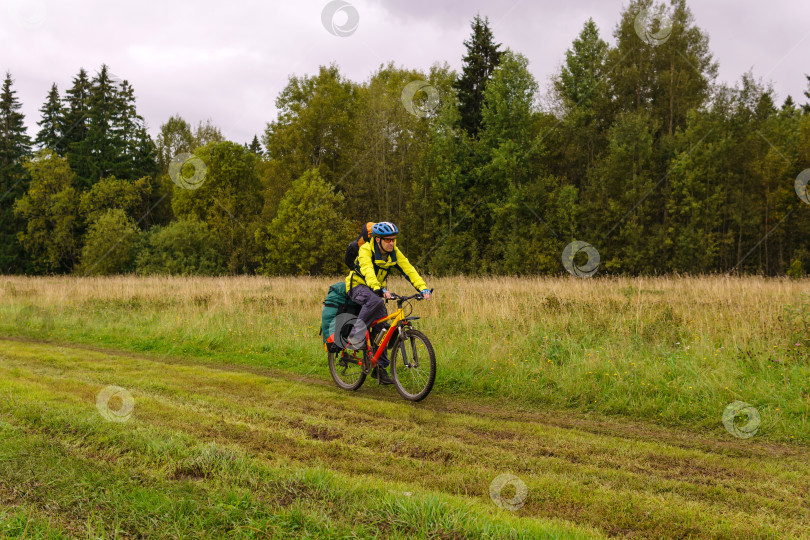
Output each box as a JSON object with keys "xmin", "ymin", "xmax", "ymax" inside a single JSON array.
[{"xmin": 378, "ymin": 236, "xmax": 396, "ymax": 253}]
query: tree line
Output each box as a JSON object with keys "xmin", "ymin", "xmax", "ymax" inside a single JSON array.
[{"xmin": 2, "ymin": 0, "xmax": 809, "ymax": 277}]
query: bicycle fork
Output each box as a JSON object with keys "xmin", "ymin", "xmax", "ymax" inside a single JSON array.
[{"xmin": 395, "ymin": 324, "xmax": 419, "ymax": 369}]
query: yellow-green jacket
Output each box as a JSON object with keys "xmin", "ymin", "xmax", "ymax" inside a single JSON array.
[{"xmin": 345, "ymin": 240, "xmax": 427, "ymax": 294}]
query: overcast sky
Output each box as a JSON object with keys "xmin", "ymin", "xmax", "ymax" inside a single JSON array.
[{"xmin": 3, "ymin": 0, "xmax": 809, "ymax": 146}]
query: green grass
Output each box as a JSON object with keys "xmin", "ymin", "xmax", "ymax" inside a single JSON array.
[
  {"xmin": 0, "ymin": 339, "xmax": 599, "ymax": 539},
  {"xmin": 1, "ymin": 275, "xmax": 810, "ymax": 537},
  {"xmin": 1, "ymin": 275, "xmax": 809, "ymax": 443},
  {"xmin": 1, "ymin": 338, "xmax": 809, "ymax": 538}
]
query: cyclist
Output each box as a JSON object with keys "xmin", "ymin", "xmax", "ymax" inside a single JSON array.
[{"xmin": 345, "ymin": 221, "xmax": 431, "ymax": 385}]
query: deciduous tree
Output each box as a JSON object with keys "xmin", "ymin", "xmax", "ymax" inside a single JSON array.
[
  {"xmin": 14, "ymin": 151, "xmax": 79, "ymax": 273},
  {"xmin": 259, "ymin": 169, "xmax": 353, "ymax": 275}
]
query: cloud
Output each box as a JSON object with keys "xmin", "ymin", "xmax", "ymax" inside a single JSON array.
[{"xmin": 2, "ymin": 0, "xmax": 808, "ymax": 147}]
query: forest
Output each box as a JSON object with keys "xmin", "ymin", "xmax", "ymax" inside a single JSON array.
[{"xmin": 1, "ymin": 0, "xmax": 809, "ymax": 277}]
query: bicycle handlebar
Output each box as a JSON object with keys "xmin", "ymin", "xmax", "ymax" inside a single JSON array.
[{"xmin": 385, "ymin": 289, "xmax": 434, "ymax": 304}]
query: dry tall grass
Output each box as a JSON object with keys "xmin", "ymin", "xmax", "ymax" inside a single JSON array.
[{"xmin": 3, "ymin": 273, "xmax": 806, "ymax": 334}]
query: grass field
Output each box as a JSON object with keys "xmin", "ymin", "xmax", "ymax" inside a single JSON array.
[{"xmin": 1, "ymin": 275, "xmax": 809, "ymax": 538}]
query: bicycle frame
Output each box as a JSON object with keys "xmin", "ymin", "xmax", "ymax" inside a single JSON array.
[
  {"xmin": 365, "ymin": 307, "xmax": 409, "ymax": 366},
  {"xmin": 336, "ymin": 291, "xmax": 426, "ymax": 372}
]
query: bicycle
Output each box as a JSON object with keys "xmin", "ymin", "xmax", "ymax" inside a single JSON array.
[{"xmin": 328, "ymin": 290, "xmax": 436, "ymax": 402}]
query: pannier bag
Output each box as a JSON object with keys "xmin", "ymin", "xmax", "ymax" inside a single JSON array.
[{"xmin": 321, "ymin": 281, "xmax": 361, "ymax": 352}]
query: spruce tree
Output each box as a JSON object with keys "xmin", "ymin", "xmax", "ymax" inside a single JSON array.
[
  {"xmin": 0, "ymin": 72, "xmax": 33, "ymax": 272},
  {"xmin": 35, "ymin": 83, "xmax": 63, "ymax": 152},
  {"xmin": 249, "ymin": 135, "xmax": 262, "ymax": 155},
  {"xmin": 62, "ymin": 68, "xmax": 91, "ymax": 144},
  {"xmin": 0, "ymin": 73, "xmax": 31, "ymax": 165},
  {"xmin": 116, "ymin": 79, "xmax": 155, "ymax": 179},
  {"xmin": 453, "ymin": 14, "xmax": 503, "ymax": 136},
  {"xmin": 131, "ymin": 124, "xmax": 157, "ymax": 180},
  {"xmin": 82, "ymin": 64, "xmax": 123, "ymax": 182},
  {"xmin": 64, "ymin": 65, "xmax": 154, "ymax": 185},
  {"xmin": 63, "ymin": 68, "xmax": 92, "ymax": 187},
  {"xmin": 803, "ymin": 74, "xmax": 810, "ymax": 113},
  {"xmin": 117, "ymin": 80, "xmax": 138, "ymax": 165}
]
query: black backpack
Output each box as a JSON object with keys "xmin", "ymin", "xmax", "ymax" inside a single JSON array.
[{"xmin": 344, "ymin": 222, "xmax": 375, "ymax": 269}]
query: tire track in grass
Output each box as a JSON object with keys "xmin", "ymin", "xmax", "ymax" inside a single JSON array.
[
  {"xmin": 1, "ymin": 341, "xmax": 805, "ymax": 536},
  {"xmin": 1, "ymin": 338, "xmax": 809, "ymax": 538},
  {"xmin": 0, "ymin": 335, "xmax": 803, "ymax": 461},
  {"xmin": 0, "ymin": 382, "xmax": 598, "ymax": 539}
]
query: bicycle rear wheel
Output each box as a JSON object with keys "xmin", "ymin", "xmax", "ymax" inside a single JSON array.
[
  {"xmin": 328, "ymin": 349, "xmax": 367, "ymax": 391},
  {"xmin": 390, "ymin": 328, "xmax": 436, "ymax": 401}
]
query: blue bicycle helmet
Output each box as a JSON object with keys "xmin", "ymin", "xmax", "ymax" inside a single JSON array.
[{"xmin": 372, "ymin": 221, "xmax": 399, "ymax": 237}]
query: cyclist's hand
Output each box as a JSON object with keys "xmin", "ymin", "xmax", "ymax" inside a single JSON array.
[
  {"xmin": 382, "ymin": 289, "xmax": 393, "ymax": 300},
  {"xmin": 420, "ymin": 289, "xmax": 431, "ymax": 300}
]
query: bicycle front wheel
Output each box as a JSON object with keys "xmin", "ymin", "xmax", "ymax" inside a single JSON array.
[
  {"xmin": 390, "ymin": 328, "xmax": 436, "ymax": 402},
  {"xmin": 328, "ymin": 349, "xmax": 366, "ymax": 391}
]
